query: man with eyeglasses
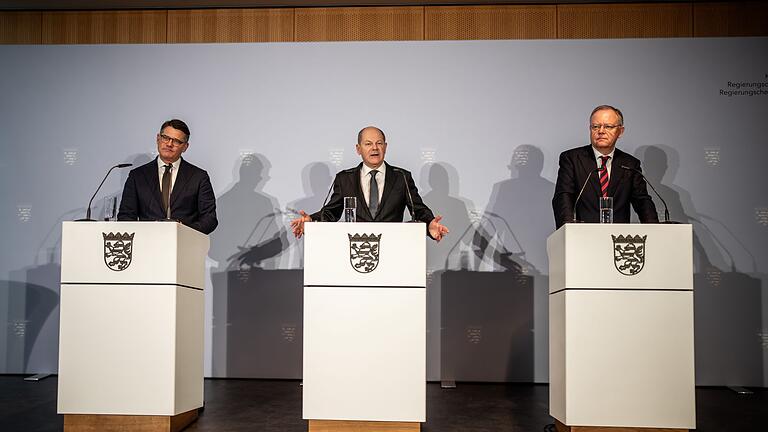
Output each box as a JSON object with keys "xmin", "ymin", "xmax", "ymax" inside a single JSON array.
[
  {"xmin": 552, "ymin": 105, "xmax": 658, "ymax": 228},
  {"xmin": 290, "ymin": 126, "xmax": 449, "ymax": 241},
  {"xmin": 117, "ymin": 119, "xmax": 218, "ymax": 234}
]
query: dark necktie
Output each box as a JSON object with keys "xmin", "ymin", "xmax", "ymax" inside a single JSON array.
[
  {"xmin": 599, "ymin": 156, "xmax": 611, "ymax": 197},
  {"xmin": 369, "ymin": 170, "xmax": 379, "ymax": 217},
  {"xmin": 162, "ymin": 164, "xmax": 172, "ymax": 218}
]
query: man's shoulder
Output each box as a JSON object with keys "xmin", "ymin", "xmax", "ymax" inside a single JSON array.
[
  {"xmin": 614, "ymin": 148, "xmax": 641, "ymax": 166},
  {"xmin": 180, "ymin": 158, "xmax": 209, "ymax": 175},
  {"xmin": 560, "ymin": 145, "xmax": 591, "ymax": 158},
  {"xmin": 383, "ymin": 162, "xmax": 411, "ymax": 176},
  {"xmin": 129, "ymin": 159, "xmax": 157, "ymax": 176},
  {"xmin": 336, "ymin": 163, "xmax": 362, "ymax": 178}
]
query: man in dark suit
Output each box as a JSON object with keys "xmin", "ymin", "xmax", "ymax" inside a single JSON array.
[
  {"xmin": 552, "ymin": 105, "xmax": 658, "ymax": 229},
  {"xmin": 117, "ymin": 119, "xmax": 218, "ymax": 235},
  {"xmin": 290, "ymin": 126, "xmax": 449, "ymax": 241}
]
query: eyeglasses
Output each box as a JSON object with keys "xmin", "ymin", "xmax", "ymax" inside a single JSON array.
[
  {"xmin": 158, "ymin": 133, "xmax": 187, "ymax": 146},
  {"xmin": 590, "ymin": 124, "xmax": 622, "ymax": 132}
]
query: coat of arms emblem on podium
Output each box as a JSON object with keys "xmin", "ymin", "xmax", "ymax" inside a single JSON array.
[
  {"xmin": 103, "ymin": 232, "xmax": 135, "ymax": 271},
  {"xmin": 611, "ymin": 234, "xmax": 647, "ymax": 276},
  {"xmin": 348, "ymin": 233, "xmax": 381, "ymax": 273}
]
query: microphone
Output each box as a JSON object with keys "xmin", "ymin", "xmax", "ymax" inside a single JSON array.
[
  {"xmin": 572, "ymin": 168, "xmax": 601, "ymax": 223},
  {"xmin": 318, "ymin": 167, "xmax": 355, "ymax": 222},
  {"xmin": 76, "ymin": 163, "xmax": 133, "ymax": 221},
  {"xmin": 318, "ymin": 181, "xmax": 335, "ymax": 223},
  {"xmin": 619, "ymin": 165, "xmax": 677, "ymax": 223},
  {"xmin": 392, "ymin": 168, "xmax": 416, "ymax": 222}
]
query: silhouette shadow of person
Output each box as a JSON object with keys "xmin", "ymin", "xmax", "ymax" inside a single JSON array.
[
  {"xmin": 420, "ymin": 162, "xmax": 472, "ymax": 272},
  {"xmin": 485, "ymin": 145, "xmax": 554, "ymax": 274},
  {"xmin": 636, "ymin": 145, "xmax": 727, "ymax": 272},
  {"xmin": 210, "ymin": 154, "xmax": 285, "ymax": 273}
]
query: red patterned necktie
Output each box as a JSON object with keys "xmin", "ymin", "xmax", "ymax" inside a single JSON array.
[{"xmin": 599, "ymin": 156, "xmax": 611, "ymax": 197}]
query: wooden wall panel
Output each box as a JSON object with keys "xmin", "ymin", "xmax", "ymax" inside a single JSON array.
[
  {"xmin": 41, "ymin": 10, "xmax": 167, "ymax": 44},
  {"xmin": 0, "ymin": 12, "xmax": 42, "ymax": 44},
  {"xmin": 167, "ymin": 9, "xmax": 294, "ymax": 43},
  {"xmin": 694, "ymin": 2, "xmax": 768, "ymax": 37},
  {"xmin": 425, "ymin": 5, "xmax": 556, "ymax": 40},
  {"xmin": 558, "ymin": 3, "xmax": 693, "ymax": 39},
  {"xmin": 295, "ymin": 7, "xmax": 423, "ymax": 41}
]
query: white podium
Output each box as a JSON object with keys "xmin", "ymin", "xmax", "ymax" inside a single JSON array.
[
  {"xmin": 547, "ymin": 224, "xmax": 695, "ymax": 431},
  {"xmin": 302, "ymin": 222, "xmax": 426, "ymax": 432},
  {"xmin": 58, "ymin": 221, "xmax": 209, "ymax": 431}
]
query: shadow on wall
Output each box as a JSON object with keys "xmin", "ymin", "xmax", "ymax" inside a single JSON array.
[
  {"xmin": 287, "ymin": 162, "xmax": 334, "ymax": 268},
  {"xmin": 209, "ymin": 154, "xmax": 300, "ymax": 378},
  {"xmin": 486, "ymin": 144, "xmax": 555, "ymax": 274},
  {"xmin": 0, "ymin": 153, "xmax": 152, "ymax": 375},
  {"xmin": 1, "ymin": 266, "xmax": 60, "ymax": 374},
  {"xmin": 422, "ymin": 148, "xmax": 555, "ymax": 383},
  {"xmin": 638, "ymin": 145, "xmax": 764, "ymax": 387},
  {"xmin": 418, "ymin": 162, "xmax": 473, "ymax": 382}
]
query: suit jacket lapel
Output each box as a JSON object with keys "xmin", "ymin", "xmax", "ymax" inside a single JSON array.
[
  {"xmin": 170, "ymin": 158, "xmax": 191, "ymax": 210},
  {"xmin": 578, "ymin": 146, "xmax": 601, "ymax": 197},
  {"xmin": 353, "ymin": 163, "xmax": 372, "ymax": 220},
  {"xmin": 145, "ymin": 158, "xmax": 164, "ymax": 213},
  {"xmin": 376, "ymin": 162, "xmax": 396, "ymax": 221},
  {"xmin": 608, "ymin": 150, "xmax": 627, "ymax": 197}
]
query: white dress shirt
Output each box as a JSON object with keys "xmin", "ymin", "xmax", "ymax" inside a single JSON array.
[
  {"xmin": 592, "ymin": 146, "xmax": 615, "ymax": 177},
  {"xmin": 360, "ymin": 163, "xmax": 386, "ymax": 207},
  {"xmin": 157, "ymin": 157, "xmax": 181, "ymax": 194}
]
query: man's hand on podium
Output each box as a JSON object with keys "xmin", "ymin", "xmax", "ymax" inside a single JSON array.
[
  {"xmin": 429, "ymin": 215, "xmax": 449, "ymax": 242},
  {"xmin": 290, "ymin": 210, "xmax": 312, "ymax": 239}
]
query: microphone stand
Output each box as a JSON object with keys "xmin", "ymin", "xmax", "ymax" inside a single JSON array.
[
  {"xmin": 571, "ymin": 168, "xmax": 600, "ymax": 223},
  {"xmin": 620, "ymin": 165, "xmax": 678, "ymax": 224},
  {"xmin": 76, "ymin": 163, "xmax": 132, "ymax": 221}
]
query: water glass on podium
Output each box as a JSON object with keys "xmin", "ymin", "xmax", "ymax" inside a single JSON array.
[
  {"xmin": 344, "ymin": 197, "xmax": 356, "ymax": 222},
  {"xmin": 599, "ymin": 196, "xmax": 613, "ymax": 224}
]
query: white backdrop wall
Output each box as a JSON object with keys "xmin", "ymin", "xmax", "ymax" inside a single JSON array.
[{"xmin": 1, "ymin": 38, "xmax": 767, "ymax": 385}]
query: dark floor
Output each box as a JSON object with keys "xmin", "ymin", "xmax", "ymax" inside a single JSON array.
[{"xmin": 1, "ymin": 375, "xmax": 765, "ymax": 432}]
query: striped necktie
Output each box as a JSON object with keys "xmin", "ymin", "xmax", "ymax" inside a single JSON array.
[{"xmin": 599, "ymin": 156, "xmax": 611, "ymax": 197}]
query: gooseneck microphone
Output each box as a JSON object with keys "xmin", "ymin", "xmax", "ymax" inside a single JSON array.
[
  {"xmin": 318, "ymin": 180, "xmax": 335, "ymax": 223},
  {"xmin": 77, "ymin": 163, "xmax": 133, "ymax": 221},
  {"xmin": 392, "ymin": 168, "xmax": 416, "ymax": 222},
  {"xmin": 572, "ymin": 168, "xmax": 601, "ymax": 223},
  {"xmin": 317, "ymin": 167, "xmax": 357, "ymax": 222},
  {"xmin": 619, "ymin": 165, "xmax": 677, "ymax": 223}
]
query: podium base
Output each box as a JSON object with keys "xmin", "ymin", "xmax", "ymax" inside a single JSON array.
[
  {"xmin": 555, "ymin": 420, "xmax": 688, "ymax": 432},
  {"xmin": 308, "ymin": 420, "xmax": 420, "ymax": 432},
  {"xmin": 63, "ymin": 409, "xmax": 198, "ymax": 432}
]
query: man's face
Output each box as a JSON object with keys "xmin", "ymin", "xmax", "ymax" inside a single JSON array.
[
  {"xmin": 356, "ymin": 128, "xmax": 387, "ymax": 169},
  {"xmin": 156, "ymin": 126, "xmax": 189, "ymax": 164},
  {"xmin": 589, "ymin": 109, "xmax": 624, "ymax": 155}
]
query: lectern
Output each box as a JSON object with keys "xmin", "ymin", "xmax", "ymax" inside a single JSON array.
[
  {"xmin": 303, "ymin": 222, "xmax": 426, "ymax": 432},
  {"xmin": 547, "ymin": 224, "xmax": 695, "ymax": 431},
  {"xmin": 58, "ymin": 221, "xmax": 209, "ymax": 432}
]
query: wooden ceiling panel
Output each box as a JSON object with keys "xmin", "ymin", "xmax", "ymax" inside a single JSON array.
[
  {"xmin": 558, "ymin": 3, "xmax": 693, "ymax": 39},
  {"xmin": 425, "ymin": 5, "xmax": 556, "ymax": 40},
  {"xmin": 42, "ymin": 10, "xmax": 167, "ymax": 44},
  {"xmin": 295, "ymin": 6, "xmax": 423, "ymax": 41},
  {"xmin": 167, "ymin": 8, "xmax": 293, "ymax": 43}
]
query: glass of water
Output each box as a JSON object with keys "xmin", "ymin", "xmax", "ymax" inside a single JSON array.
[
  {"xmin": 343, "ymin": 196, "xmax": 356, "ymax": 222},
  {"xmin": 599, "ymin": 196, "xmax": 613, "ymax": 224},
  {"xmin": 103, "ymin": 195, "xmax": 118, "ymax": 221}
]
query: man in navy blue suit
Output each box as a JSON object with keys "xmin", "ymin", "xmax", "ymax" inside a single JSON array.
[{"xmin": 117, "ymin": 119, "xmax": 218, "ymax": 235}]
